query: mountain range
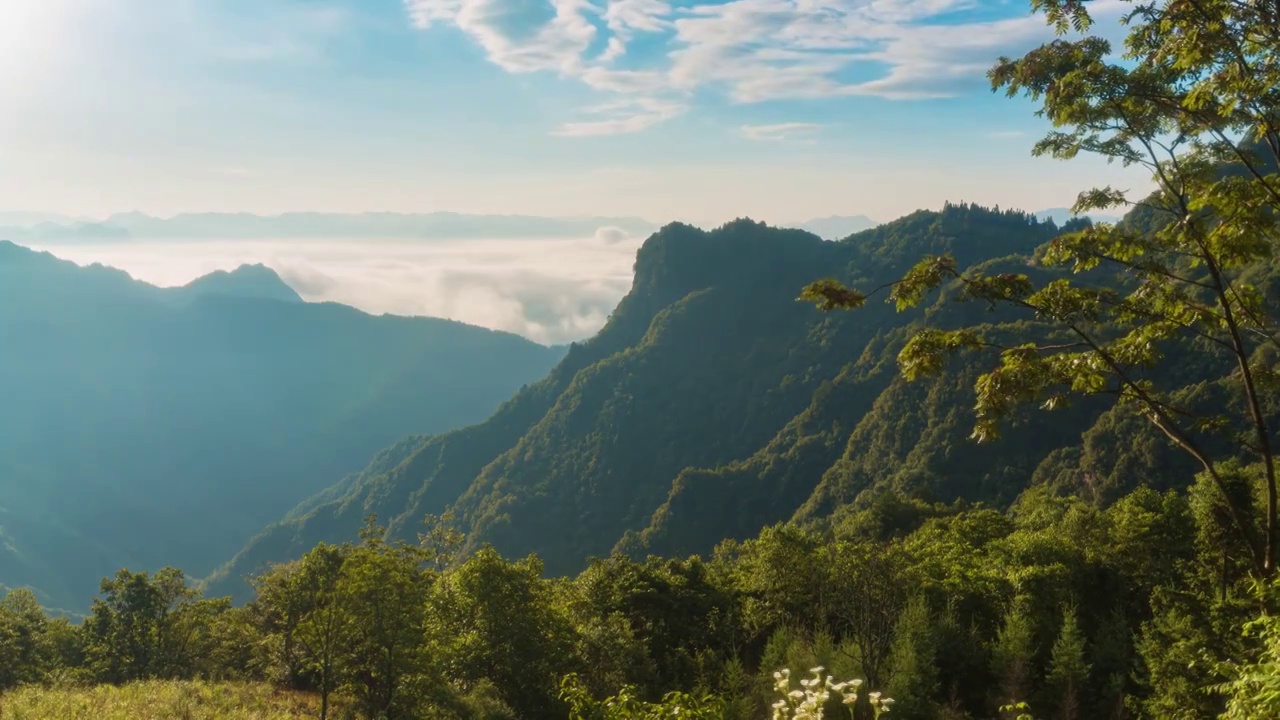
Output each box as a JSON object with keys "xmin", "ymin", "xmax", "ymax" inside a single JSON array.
[
  {"xmin": 0, "ymin": 209, "xmax": 1078, "ymax": 244},
  {"xmin": 0, "ymin": 212, "xmax": 658, "ymax": 243},
  {"xmin": 0, "ymin": 242, "xmax": 564, "ymax": 612},
  {"xmin": 7, "ymin": 200, "xmax": 1245, "ymax": 611},
  {"xmin": 206, "ymin": 201, "xmax": 1238, "ymax": 600}
]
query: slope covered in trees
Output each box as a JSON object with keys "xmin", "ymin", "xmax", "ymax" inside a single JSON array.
[
  {"xmin": 0, "ymin": 243, "xmax": 564, "ymax": 612},
  {"xmin": 213, "ymin": 204, "xmax": 1140, "ymax": 596}
]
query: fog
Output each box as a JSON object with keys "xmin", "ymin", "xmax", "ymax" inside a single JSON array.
[{"xmin": 29, "ymin": 231, "xmax": 645, "ymax": 345}]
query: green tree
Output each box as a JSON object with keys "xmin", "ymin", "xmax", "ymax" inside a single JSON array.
[
  {"xmin": 340, "ymin": 517, "xmax": 433, "ymax": 719},
  {"xmin": 0, "ymin": 588, "xmax": 52, "ymax": 688},
  {"xmin": 425, "ymin": 547, "xmax": 578, "ymax": 716},
  {"xmin": 1046, "ymin": 607, "xmax": 1090, "ymax": 720},
  {"xmin": 886, "ymin": 595, "xmax": 939, "ymax": 720},
  {"xmin": 991, "ymin": 597, "xmax": 1037, "ymax": 719},
  {"xmin": 81, "ymin": 567, "xmax": 211, "ymax": 683},
  {"xmin": 802, "ymin": 0, "xmax": 1280, "ymax": 578},
  {"xmin": 1218, "ymin": 583, "xmax": 1280, "ymax": 719},
  {"xmin": 252, "ymin": 543, "xmax": 354, "ymax": 720},
  {"xmin": 824, "ymin": 541, "xmax": 912, "ymax": 689}
]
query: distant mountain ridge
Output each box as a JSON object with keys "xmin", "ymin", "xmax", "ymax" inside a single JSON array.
[
  {"xmin": 0, "ymin": 211, "xmax": 658, "ymax": 242},
  {"xmin": 0, "ymin": 241, "xmax": 302, "ymax": 305},
  {"xmin": 1033, "ymin": 207, "xmax": 1123, "ymax": 226},
  {"xmin": 791, "ymin": 215, "xmax": 880, "ymax": 239},
  {"xmin": 0, "ymin": 242, "xmax": 565, "ymax": 612}
]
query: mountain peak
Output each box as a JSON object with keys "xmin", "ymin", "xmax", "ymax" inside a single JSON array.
[
  {"xmin": 792, "ymin": 214, "xmax": 880, "ymax": 240},
  {"xmin": 182, "ymin": 264, "xmax": 303, "ymax": 304}
]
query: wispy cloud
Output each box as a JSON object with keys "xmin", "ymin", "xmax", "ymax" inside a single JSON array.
[
  {"xmin": 740, "ymin": 122, "xmax": 822, "ymax": 141},
  {"xmin": 553, "ymin": 98, "xmax": 686, "ymax": 137},
  {"xmin": 403, "ymin": 0, "xmax": 1128, "ymax": 135}
]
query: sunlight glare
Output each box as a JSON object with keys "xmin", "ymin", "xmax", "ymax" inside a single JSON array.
[{"xmin": 0, "ymin": 0, "xmax": 70, "ymax": 87}]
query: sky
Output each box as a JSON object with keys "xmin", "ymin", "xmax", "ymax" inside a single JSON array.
[{"xmin": 0, "ymin": 0, "xmax": 1155, "ymax": 227}]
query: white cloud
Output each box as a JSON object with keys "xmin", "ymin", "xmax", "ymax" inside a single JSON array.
[
  {"xmin": 553, "ymin": 97, "xmax": 686, "ymax": 136},
  {"xmin": 403, "ymin": 0, "xmax": 1129, "ymax": 134},
  {"xmin": 593, "ymin": 225, "xmax": 631, "ymax": 243},
  {"xmin": 740, "ymin": 122, "xmax": 822, "ymax": 141},
  {"xmin": 29, "ymin": 235, "xmax": 644, "ymax": 344}
]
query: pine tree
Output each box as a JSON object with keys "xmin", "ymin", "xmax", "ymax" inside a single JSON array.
[
  {"xmin": 1047, "ymin": 607, "xmax": 1091, "ymax": 720},
  {"xmin": 991, "ymin": 597, "xmax": 1036, "ymax": 718},
  {"xmin": 886, "ymin": 595, "xmax": 939, "ymax": 720}
]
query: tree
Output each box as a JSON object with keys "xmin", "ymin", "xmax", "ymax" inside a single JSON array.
[
  {"xmin": 886, "ymin": 595, "xmax": 940, "ymax": 720},
  {"xmin": 425, "ymin": 547, "xmax": 578, "ymax": 716},
  {"xmin": 802, "ymin": 0, "xmax": 1280, "ymax": 578},
  {"xmin": 340, "ymin": 516, "xmax": 433, "ymax": 719},
  {"xmin": 254, "ymin": 543, "xmax": 355, "ymax": 720},
  {"xmin": 991, "ymin": 597, "xmax": 1037, "ymax": 719},
  {"xmin": 0, "ymin": 588, "xmax": 51, "ymax": 688},
  {"xmin": 824, "ymin": 541, "xmax": 913, "ymax": 689},
  {"xmin": 1218, "ymin": 583, "xmax": 1280, "ymax": 719},
  {"xmin": 81, "ymin": 567, "xmax": 209, "ymax": 683},
  {"xmin": 1046, "ymin": 606, "xmax": 1091, "ymax": 720}
]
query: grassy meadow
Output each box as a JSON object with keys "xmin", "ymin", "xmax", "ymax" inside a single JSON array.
[{"xmin": 0, "ymin": 681, "xmax": 350, "ymax": 720}]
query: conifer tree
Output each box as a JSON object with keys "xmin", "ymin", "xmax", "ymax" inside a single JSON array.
[
  {"xmin": 1047, "ymin": 607, "xmax": 1090, "ymax": 720},
  {"xmin": 886, "ymin": 595, "xmax": 939, "ymax": 720},
  {"xmin": 991, "ymin": 597, "xmax": 1036, "ymax": 718}
]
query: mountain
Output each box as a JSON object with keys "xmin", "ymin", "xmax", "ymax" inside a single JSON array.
[
  {"xmin": 213, "ymin": 203, "xmax": 1167, "ymax": 598},
  {"xmin": 0, "ymin": 212, "xmax": 658, "ymax": 242},
  {"xmin": 177, "ymin": 264, "xmax": 304, "ymax": 304},
  {"xmin": 0, "ymin": 242, "xmax": 565, "ymax": 612},
  {"xmin": 0, "ymin": 212, "xmax": 86, "ymax": 226},
  {"xmin": 792, "ymin": 214, "xmax": 880, "ymax": 239},
  {"xmin": 1033, "ymin": 207, "xmax": 1123, "ymax": 226}
]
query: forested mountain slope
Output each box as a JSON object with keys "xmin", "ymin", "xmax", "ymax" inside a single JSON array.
[
  {"xmin": 213, "ymin": 203, "xmax": 1162, "ymax": 596},
  {"xmin": 0, "ymin": 243, "xmax": 564, "ymax": 612}
]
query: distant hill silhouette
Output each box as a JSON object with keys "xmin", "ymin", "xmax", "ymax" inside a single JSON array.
[
  {"xmin": 0, "ymin": 212, "xmax": 657, "ymax": 242},
  {"xmin": 1033, "ymin": 207, "xmax": 1122, "ymax": 226},
  {"xmin": 0, "ymin": 241, "xmax": 564, "ymax": 612},
  {"xmin": 792, "ymin": 214, "xmax": 880, "ymax": 239}
]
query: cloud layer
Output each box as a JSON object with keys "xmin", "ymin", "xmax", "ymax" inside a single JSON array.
[
  {"xmin": 31, "ymin": 233, "xmax": 644, "ymax": 345},
  {"xmin": 405, "ymin": 0, "xmax": 1117, "ymax": 135}
]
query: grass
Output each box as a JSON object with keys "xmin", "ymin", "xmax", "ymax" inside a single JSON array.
[{"xmin": 0, "ymin": 680, "xmax": 352, "ymax": 719}]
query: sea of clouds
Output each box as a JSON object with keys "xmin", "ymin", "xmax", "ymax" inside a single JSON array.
[{"xmin": 29, "ymin": 227, "xmax": 643, "ymax": 345}]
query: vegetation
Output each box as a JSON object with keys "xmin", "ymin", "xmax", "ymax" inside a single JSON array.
[
  {"xmin": 0, "ymin": 244, "xmax": 564, "ymax": 613},
  {"xmin": 0, "ymin": 681, "xmax": 352, "ymax": 720},
  {"xmin": 3, "ymin": 0, "xmax": 1280, "ymax": 716},
  {"xmin": 0, "ymin": 491, "xmax": 1276, "ymax": 718}
]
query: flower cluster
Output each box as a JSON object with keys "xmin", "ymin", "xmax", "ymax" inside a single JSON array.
[{"xmin": 769, "ymin": 667, "xmax": 892, "ymax": 719}]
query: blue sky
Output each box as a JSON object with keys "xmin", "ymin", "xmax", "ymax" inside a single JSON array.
[{"xmin": 0, "ymin": 0, "xmax": 1152, "ymax": 226}]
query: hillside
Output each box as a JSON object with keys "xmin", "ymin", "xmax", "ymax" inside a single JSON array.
[
  {"xmin": 212, "ymin": 203, "xmax": 1154, "ymax": 596},
  {"xmin": 0, "ymin": 243, "xmax": 564, "ymax": 612}
]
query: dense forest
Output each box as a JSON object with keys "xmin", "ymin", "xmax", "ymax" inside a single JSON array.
[
  {"xmin": 5, "ymin": 0, "xmax": 1280, "ymax": 717},
  {"xmin": 0, "ymin": 246, "xmax": 564, "ymax": 613}
]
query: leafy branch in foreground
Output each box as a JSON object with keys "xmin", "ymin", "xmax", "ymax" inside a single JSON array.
[{"xmin": 803, "ymin": 0, "xmax": 1280, "ymax": 577}]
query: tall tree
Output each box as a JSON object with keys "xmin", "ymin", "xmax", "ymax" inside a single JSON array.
[
  {"xmin": 886, "ymin": 595, "xmax": 940, "ymax": 720},
  {"xmin": 258, "ymin": 543, "xmax": 354, "ymax": 720},
  {"xmin": 340, "ymin": 517, "xmax": 433, "ymax": 719},
  {"xmin": 803, "ymin": 0, "xmax": 1280, "ymax": 578},
  {"xmin": 991, "ymin": 597, "xmax": 1037, "ymax": 719},
  {"xmin": 1046, "ymin": 606, "xmax": 1091, "ymax": 720}
]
